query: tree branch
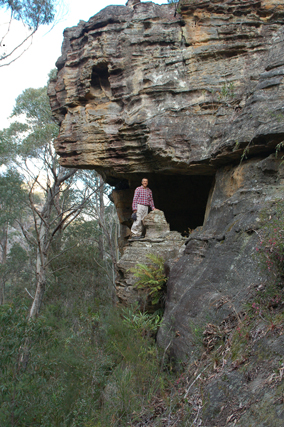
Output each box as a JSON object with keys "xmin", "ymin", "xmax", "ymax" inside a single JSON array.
[
  {"xmin": 15, "ymin": 220, "xmax": 37, "ymax": 247},
  {"xmin": 44, "ymin": 244, "xmax": 79, "ymax": 268},
  {"xmin": 0, "ymin": 29, "xmax": 37, "ymax": 67}
]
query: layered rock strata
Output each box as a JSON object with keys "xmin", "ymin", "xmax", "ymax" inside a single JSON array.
[
  {"xmin": 48, "ymin": 0, "xmax": 284, "ymax": 179},
  {"xmin": 49, "ymin": 2, "xmax": 284, "ymax": 422},
  {"xmin": 48, "ymin": 0, "xmax": 284, "ymax": 359}
]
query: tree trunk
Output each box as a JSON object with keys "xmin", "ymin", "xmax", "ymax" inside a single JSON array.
[
  {"xmin": 98, "ymin": 175, "xmax": 105, "ymax": 261},
  {"xmin": 0, "ymin": 224, "xmax": 8, "ymax": 264},
  {"xmin": 0, "ymin": 225, "xmax": 8, "ymax": 305},
  {"xmin": 29, "ymin": 252, "xmax": 47, "ymax": 318},
  {"xmin": 29, "ymin": 219, "xmax": 48, "ymax": 319},
  {"xmin": 0, "ymin": 279, "xmax": 5, "ymax": 305}
]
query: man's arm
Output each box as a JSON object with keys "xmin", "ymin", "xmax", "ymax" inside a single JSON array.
[{"xmin": 132, "ymin": 187, "xmax": 140, "ymax": 211}]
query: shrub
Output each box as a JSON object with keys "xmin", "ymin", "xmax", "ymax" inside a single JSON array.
[
  {"xmin": 121, "ymin": 304, "xmax": 162, "ymax": 336},
  {"xmin": 131, "ymin": 254, "xmax": 168, "ymax": 306},
  {"xmin": 256, "ymin": 200, "xmax": 284, "ymax": 280},
  {"xmin": 253, "ymin": 200, "xmax": 284, "ymax": 318}
]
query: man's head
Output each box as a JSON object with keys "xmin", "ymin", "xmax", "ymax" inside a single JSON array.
[{"xmin": 141, "ymin": 178, "xmax": 148, "ymax": 188}]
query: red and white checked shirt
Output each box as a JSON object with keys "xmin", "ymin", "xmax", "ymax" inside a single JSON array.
[{"xmin": 132, "ymin": 186, "xmax": 155, "ymax": 211}]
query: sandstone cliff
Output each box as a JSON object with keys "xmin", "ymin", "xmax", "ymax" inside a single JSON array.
[
  {"xmin": 49, "ymin": 1, "xmax": 284, "ymax": 424},
  {"xmin": 48, "ymin": 0, "xmax": 284, "ymax": 237}
]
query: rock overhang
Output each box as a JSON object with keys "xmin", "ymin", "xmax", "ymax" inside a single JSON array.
[
  {"xmin": 47, "ymin": 2, "xmax": 284, "ymax": 379},
  {"xmin": 48, "ymin": 0, "xmax": 284, "ymax": 183}
]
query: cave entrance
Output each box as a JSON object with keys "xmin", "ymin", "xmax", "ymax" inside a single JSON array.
[
  {"xmin": 128, "ymin": 174, "xmax": 215, "ymax": 234},
  {"xmin": 148, "ymin": 174, "xmax": 214, "ymax": 233},
  {"xmin": 111, "ymin": 174, "xmax": 215, "ymax": 244}
]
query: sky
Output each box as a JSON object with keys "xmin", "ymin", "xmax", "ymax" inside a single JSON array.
[{"xmin": 0, "ymin": 0, "xmax": 165, "ymax": 129}]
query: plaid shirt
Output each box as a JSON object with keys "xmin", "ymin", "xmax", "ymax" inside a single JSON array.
[{"xmin": 132, "ymin": 186, "xmax": 155, "ymax": 211}]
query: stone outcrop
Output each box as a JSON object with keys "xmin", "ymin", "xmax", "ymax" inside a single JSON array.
[
  {"xmin": 49, "ymin": 0, "xmax": 284, "ymax": 179},
  {"xmin": 48, "ymin": 1, "xmax": 284, "ymax": 423},
  {"xmin": 48, "ymin": 0, "xmax": 284, "ymax": 349},
  {"xmin": 157, "ymin": 155, "xmax": 284, "ymax": 356},
  {"xmin": 116, "ymin": 210, "xmax": 185, "ymax": 307}
]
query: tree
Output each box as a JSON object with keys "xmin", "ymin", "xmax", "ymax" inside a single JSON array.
[
  {"xmin": 1, "ymin": 76, "xmax": 121, "ymax": 321},
  {"xmin": 0, "ymin": 82, "xmax": 94, "ymax": 319},
  {"xmin": 0, "ymin": 0, "xmax": 57, "ymax": 66},
  {"xmin": 0, "ymin": 169, "xmax": 27, "ymax": 264},
  {"xmin": 0, "ymin": 169, "xmax": 28, "ymax": 304},
  {"xmin": 80, "ymin": 170, "xmax": 120, "ymax": 299}
]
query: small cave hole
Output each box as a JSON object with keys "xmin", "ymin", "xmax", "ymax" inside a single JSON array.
[
  {"xmin": 143, "ymin": 21, "xmax": 152, "ymax": 30},
  {"xmin": 89, "ymin": 63, "xmax": 111, "ymax": 98}
]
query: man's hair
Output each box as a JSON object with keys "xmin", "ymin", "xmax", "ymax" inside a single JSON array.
[{"xmin": 141, "ymin": 178, "xmax": 148, "ymax": 182}]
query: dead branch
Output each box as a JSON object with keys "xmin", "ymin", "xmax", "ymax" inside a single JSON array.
[
  {"xmin": 25, "ymin": 288, "xmax": 34, "ymax": 299},
  {"xmin": 0, "ymin": 29, "xmax": 37, "ymax": 67},
  {"xmin": 15, "ymin": 220, "xmax": 37, "ymax": 247},
  {"xmin": 44, "ymin": 244, "xmax": 78, "ymax": 268},
  {"xmin": 0, "ymin": 12, "xmax": 13, "ymax": 46}
]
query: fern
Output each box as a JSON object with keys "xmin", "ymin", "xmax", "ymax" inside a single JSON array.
[{"xmin": 130, "ymin": 254, "xmax": 168, "ymax": 306}]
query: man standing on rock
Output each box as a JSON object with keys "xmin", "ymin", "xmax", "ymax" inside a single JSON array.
[{"xmin": 131, "ymin": 178, "xmax": 156, "ymax": 239}]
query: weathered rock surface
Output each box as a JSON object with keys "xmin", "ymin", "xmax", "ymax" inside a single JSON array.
[
  {"xmin": 116, "ymin": 210, "xmax": 185, "ymax": 306},
  {"xmin": 157, "ymin": 156, "xmax": 284, "ymax": 358},
  {"xmin": 48, "ymin": 1, "xmax": 284, "ymax": 424},
  {"xmin": 48, "ymin": 0, "xmax": 284, "ymax": 344},
  {"xmin": 49, "ymin": 0, "xmax": 284, "ymax": 178}
]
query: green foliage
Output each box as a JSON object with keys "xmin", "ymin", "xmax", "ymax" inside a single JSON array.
[
  {"xmin": 10, "ymin": 86, "xmax": 59, "ymax": 157},
  {"xmin": 131, "ymin": 254, "xmax": 168, "ymax": 306},
  {"xmin": 0, "ymin": 85, "xmax": 58, "ymax": 164},
  {"xmin": 256, "ymin": 200, "xmax": 284, "ymax": 280},
  {"xmin": 0, "ymin": 169, "xmax": 30, "ymax": 301},
  {"xmin": 240, "ymin": 140, "xmax": 252, "ymax": 163},
  {"xmin": 48, "ymin": 219, "xmax": 111, "ymax": 305},
  {"xmin": 121, "ymin": 304, "xmax": 162, "ymax": 336},
  {"xmin": 0, "ymin": 298, "xmax": 58, "ymax": 426},
  {"xmin": 0, "ymin": 0, "xmax": 56, "ymax": 28},
  {"xmin": 275, "ymin": 140, "xmax": 284, "ymax": 159},
  {"xmin": 219, "ymin": 82, "xmax": 235, "ymax": 100},
  {"xmin": 0, "ymin": 168, "xmax": 28, "ymax": 226},
  {"xmin": 0, "ymin": 214, "xmax": 167, "ymax": 425},
  {"xmin": 0, "ymin": 297, "xmax": 167, "ymax": 426},
  {"xmin": 247, "ymin": 199, "xmax": 284, "ymax": 327}
]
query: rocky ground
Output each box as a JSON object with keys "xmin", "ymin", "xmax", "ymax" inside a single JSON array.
[{"xmin": 130, "ymin": 299, "xmax": 284, "ymax": 426}]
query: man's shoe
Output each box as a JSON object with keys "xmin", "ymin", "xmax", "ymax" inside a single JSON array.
[{"xmin": 131, "ymin": 235, "xmax": 143, "ymax": 240}]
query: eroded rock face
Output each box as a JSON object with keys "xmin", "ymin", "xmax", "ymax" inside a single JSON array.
[
  {"xmin": 157, "ymin": 155, "xmax": 284, "ymax": 359},
  {"xmin": 49, "ymin": 2, "xmax": 284, "ymax": 423},
  {"xmin": 48, "ymin": 0, "xmax": 284, "ymax": 361},
  {"xmin": 49, "ymin": 0, "xmax": 284, "ymax": 178},
  {"xmin": 116, "ymin": 210, "xmax": 185, "ymax": 307}
]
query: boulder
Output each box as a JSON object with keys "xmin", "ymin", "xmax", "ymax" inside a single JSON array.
[{"xmin": 116, "ymin": 210, "xmax": 185, "ymax": 307}]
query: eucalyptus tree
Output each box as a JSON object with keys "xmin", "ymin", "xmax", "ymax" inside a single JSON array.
[
  {"xmin": 0, "ymin": 169, "xmax": 28, "ymax": 304},
  {"xmin": 0, "ymin": 80, "xmax": 95, "ymax": 318}
]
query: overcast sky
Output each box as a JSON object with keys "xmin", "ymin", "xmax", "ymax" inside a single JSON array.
[{"xmin": 0, "ymin": 0, "xmax": 165, "ymax": 129}]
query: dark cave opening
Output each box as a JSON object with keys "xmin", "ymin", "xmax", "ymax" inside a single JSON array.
[
  {"xmin": 112, "ymin": 174, "xmax": 215, "ymax": 235},
  {"xmin": 89, "ymin": 63, "xmax": 111, "ymax": 98},
  {"xmin": 147, "ymin": 174, "xmax": 215, "ymax": 233}
]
